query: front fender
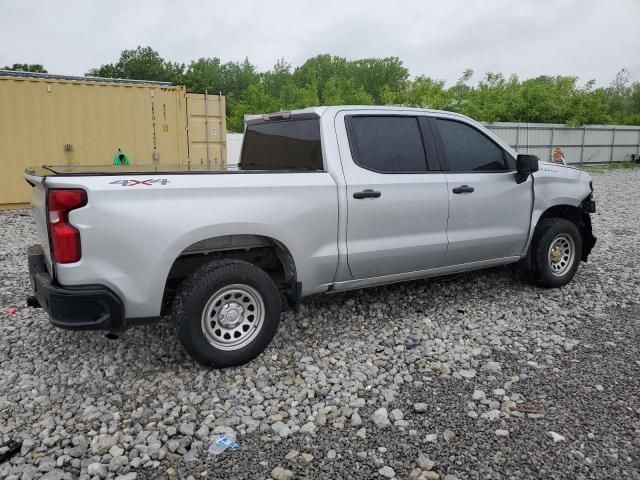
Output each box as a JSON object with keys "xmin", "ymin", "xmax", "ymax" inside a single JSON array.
[{"xmin": 523, "ymin": 164, "xmax": 594, "ymax": 256}]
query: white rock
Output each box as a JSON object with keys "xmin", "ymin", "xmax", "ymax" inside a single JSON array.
[
  {"xmin": 285, "ymin": 450, "xmax": 299, "ymax": 460},
  {"xmin": 115, "ymin": 474, "xmax": 137, "ymax": 480},
  {"xmin": 90, "ymin": 434, "xmax": 118, "ymax": 455},
  {"xmin": 87, "ymin": 463, "xmax": 108, "ymax": 478},
  {"xmin": 472, "ymin": 389, "xmax": 486, "ymax": 401},
  {"xmin": 179, "ymin": 422, "xmax": 196, "ymax": 436},
  {"xmin": 389, "ymin": 408, "xmax": 404, "ymax": 422},
  {"xmin": 300, "ymin": 422, "xmax": 316, "ymax": 434},
  {"xmin": 481, "ymin": 410, "xmax": 501, "ymax": 421},
  {"xmin": 413, "ymin": 402, "xmax": 428, "ymax": 413},
  {"xmin": 417, "ymin": 451, "xmax": 435, "ymax": 470},
  {"xmin": 378, "ymin": 465, "xmax": 395, "ymax": 478},
  {"xmin": 351, "ymin": 411, "xmax": 363, "ymax": 427},
  {"xmin": 272, "ymin": 421, "xmax": 292, "ymax": 438},
  {"xmin": 548, "ymin": 431, "xmax": 566, "ymax": 443},
  {"xmin": 271, "ymin": 466, "xmax": 294, "ymax": 480},
  {"xmin": 423, "ymin": 472, "xmax": 441, "ymax": 480},
  {"xmin": 482, "ymin": 361, "xmax": 502, "ymax": 373},
  {"xmin": 372, "ymin": 408, "xmax": 390, "ymax": 428},
  {"xmin": 459, "ymin": 369, "xmax": 476, "ymax": 379},
  {"xmin": 109, "ymin": 445, "xmax": 124, "ymax": 457}
]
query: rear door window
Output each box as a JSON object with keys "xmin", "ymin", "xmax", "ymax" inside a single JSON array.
[
  {"xmin": 347, "ymin": 116, "xmax": 428, "ymax": 172},
  {"xmin": 240, "ymin": 119, "xmax": 323, "ymax": 170},
  {"xmin": 436, "ymin": 119, "xmax": 507, "ymax": 172}
]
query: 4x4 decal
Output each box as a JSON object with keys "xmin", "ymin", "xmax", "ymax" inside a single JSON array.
[{"xmin": 109, "ymin": 179, "xmax": 170, "ymax": 186}]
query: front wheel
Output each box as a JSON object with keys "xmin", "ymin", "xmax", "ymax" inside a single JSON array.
[
  {"xmin": 531, "ymin": 218, "xmax": 583, "ymax": 288},
  {"xmin": 172, "ymin": 259, "xmax": 281, "ymax": 368}
]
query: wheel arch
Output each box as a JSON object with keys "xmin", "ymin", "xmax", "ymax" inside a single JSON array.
[
  {"xmin": 538, "ymin": 203, "xmax": 583, "ymax": 226},
  {"xmin": 162, "ymin": 234, "xmax": 299, "ymax": 314},
  {"xmin": 525, "ymin": 199, "xmax": 596, "ymax": 265}
]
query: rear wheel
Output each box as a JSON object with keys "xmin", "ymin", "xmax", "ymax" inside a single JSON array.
[
  {"xmin": 531, "ymin": 218, "xmax": 583, "ymax": 288},
  {"xmin": 172, "ymin": 259, "xmax": 281, "ymax": 368}
]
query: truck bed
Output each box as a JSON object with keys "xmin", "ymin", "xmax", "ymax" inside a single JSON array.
[{"xmin": 24, "ymin": 163, "xmax": 340, "ymax": 318}]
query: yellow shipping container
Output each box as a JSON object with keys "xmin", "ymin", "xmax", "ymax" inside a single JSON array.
[
  {"xmin": 0, "ymin": 72, "xmax": 226, "ymax": 207},
  {"xmin": 186, "ymin": 92, "xmax": 227, "ymax": 169}
]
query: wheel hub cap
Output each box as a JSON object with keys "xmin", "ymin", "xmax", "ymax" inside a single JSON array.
[
  {"xmin": 200, "ymin": 284, "xmax": 265, "ymax": 351},
  {"xmin": 548, "ymin": 234, "xmax": 575, "ymax": 277},
  {"xmin": 218, "ymin": 302, "xmax": 244, "ymax": 328}
]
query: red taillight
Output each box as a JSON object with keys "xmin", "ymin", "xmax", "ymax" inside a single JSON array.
[{"xmin": 47, "ymin": 189, "xmax": 87, "ymax": 263}]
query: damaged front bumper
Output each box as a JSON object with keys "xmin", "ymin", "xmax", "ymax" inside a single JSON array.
[{"xmin": 581, "ymin": 195, "xmax": 596, "ymax": 261}]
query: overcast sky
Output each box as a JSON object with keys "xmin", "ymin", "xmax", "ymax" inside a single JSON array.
[{"xmin": 2, "ymin": 0, "xmax": 638, "ymax": 86}]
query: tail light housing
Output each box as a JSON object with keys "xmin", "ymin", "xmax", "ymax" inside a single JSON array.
[{"xmin": 47, "ymin": 189, "xmax": 87, "ymax": 263}]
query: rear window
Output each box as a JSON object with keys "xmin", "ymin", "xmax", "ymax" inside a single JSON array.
[{"xmin": 240, "ymin": 119, "xmax": 323, "ymax": 170}]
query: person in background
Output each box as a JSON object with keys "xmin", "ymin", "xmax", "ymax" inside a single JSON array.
[{"xmin": 551, "ymin": 147, "xmax": 566, "ymax": 165}]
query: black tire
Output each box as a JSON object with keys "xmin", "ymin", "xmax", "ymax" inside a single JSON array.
[
  {"xmin": 531, "ymin": 218, "xmax": 583, "ymax": 288},
  {"xmin": 172, "ymin": 259, "xmax": 281, "ymax": 368}
]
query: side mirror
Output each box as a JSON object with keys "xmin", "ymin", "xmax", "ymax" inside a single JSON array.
[{"xmin": 516, "ymin": 154, "xmax": 539, "ymax": 183}]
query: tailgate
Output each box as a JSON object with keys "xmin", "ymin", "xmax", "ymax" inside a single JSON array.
[{"xmin": 24, "ymin": 173, "xmax": 53, "ymax": 275}]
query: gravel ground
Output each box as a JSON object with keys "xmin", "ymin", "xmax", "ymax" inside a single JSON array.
[{"xmin": 1, "ymin": 168, "xmax": 639, "ymax": 480}]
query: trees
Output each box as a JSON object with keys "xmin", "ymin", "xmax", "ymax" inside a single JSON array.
[
  {"xmin": 86, "ymin": 46, "xmax": 184, "ymax": 83},
  {"xmin": 292, "ymin": 54, "xmax": 350, "ymax": 104},
  {"xmin": 605, "ymin": 68, "xmax": 640, "ymax": 125},
  {"xmin": 77, "ymin": 48, "xmax": 640, "ymax": 131},
  {"xmin": 3, "ymin": 63, "xmax": 47, "ymax": 73},
  {"xmin": 350, "ymin": 57, "xmax": 408, "ymax": 104},
  {"xmin": 290, "ymin": 54, "xmax": 406, "ymax": 106}
]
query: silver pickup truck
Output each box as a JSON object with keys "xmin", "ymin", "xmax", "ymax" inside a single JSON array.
[{"xmin": 24, "ymin": 106, "xmax": 596, "ymax": 367}]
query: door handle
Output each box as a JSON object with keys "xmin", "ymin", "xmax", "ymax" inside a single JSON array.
[
  {"xmin": 353, "ymin": 189, "xmax": 381, "ymax": 199},
  {"xmin": 452, "ymin": 185, "xmax": 474, "ymax": 194}
]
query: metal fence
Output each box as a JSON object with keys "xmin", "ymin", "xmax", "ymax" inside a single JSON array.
[{"xmin": 484, "ymin": 122, "xmax": 640, "ymax": 165}]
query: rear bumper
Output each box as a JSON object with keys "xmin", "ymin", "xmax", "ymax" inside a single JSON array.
[{"xmin": 28, "ymin": 245, "xmax": 125, "ymax": 330}]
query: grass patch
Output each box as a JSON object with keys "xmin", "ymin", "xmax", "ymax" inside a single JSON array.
[{"xmin": 583, "ymin": 161, "xmax": 640, "ymax": 173}]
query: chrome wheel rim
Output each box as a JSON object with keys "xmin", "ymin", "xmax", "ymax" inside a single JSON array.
[
  {"xmin": 548, "ymin": 234, "xmax": 575, "ymax": 277},
  {"xmin": 201, "ymin": 284, "xmax": 264, "ymax": 351}
]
